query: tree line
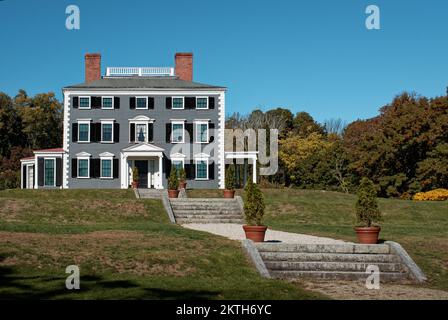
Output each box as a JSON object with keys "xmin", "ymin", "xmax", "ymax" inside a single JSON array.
[{"xmin": 226, "ymin": 92, "xmax": 448, "ymax": 198}]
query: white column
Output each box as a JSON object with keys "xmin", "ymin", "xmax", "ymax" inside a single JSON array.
[
  {"xmin": 158, "ymin": 155, "xmax": 163, "ymax": 189},
  {"xmin": 252, "ymin": 156, "xmax": 257, "ymax": 183},
  {"xmin": 20, "ymin": 163, "xmax": 24, "ymax": 189},
  {"xmin": 120, "ymin": 153, "xmax": 127, "ymax": 189},
  {"xmin": 34, "ymin": 158, "xmax": 38, "ymax": 189}
]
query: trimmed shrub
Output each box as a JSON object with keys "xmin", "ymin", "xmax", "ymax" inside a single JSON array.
[
  {"xmin": 225, "ymin": 164, "xmax": 236, "ymax": 190},
  {"xmin": 168, "ymin": 166, "xmax": 179, "ymax": 190},
  {"xmin": 355, "ymin": 177, "xmax": 382, "ymax": 227},
  {"xmin": 243, "ymin": 178, "xmax": 265, "ymax": 226}
]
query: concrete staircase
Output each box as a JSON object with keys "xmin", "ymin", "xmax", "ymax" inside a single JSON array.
[
  {"xmin": 170, "ymin": 198, "xmax": 244, "ymax": 224},
  {"xmin": 255, "ymin": 243, "xmax": 411, "ymax": 282}
]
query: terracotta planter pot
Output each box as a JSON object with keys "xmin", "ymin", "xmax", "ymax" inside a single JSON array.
[
  {"xmin": 354, "ymin": 226, "xmax": 381, "ymax": 244},
  {"xmin": 223, "ymin": 189, "xmax": 235, "ymax": 198},
  {"xmin": 131, "ymin": 181, "xmax": 139, "ymax": 189},
  {"xmin": 179, "ymin": 181, "xmax": 187, "ymax": 190},
  {"xmin": 243, "ymin": 225, "xmax": 268, "ymax": 242},
  {"xmin": 168, "ymin": 189, "xmax": 180, "ymax": 199}
]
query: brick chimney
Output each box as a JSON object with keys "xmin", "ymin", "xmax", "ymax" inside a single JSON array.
[
  {"xmin": 175, "ymin": 53, "xmax": 193, "ymax": 81},
  {"xmin": 85, "ymin": 53, "xmax": 101, "ymax": 82}
]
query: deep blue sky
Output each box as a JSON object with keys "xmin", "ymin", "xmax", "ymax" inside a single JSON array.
[{"xmin": 1, "ymin": 0, "xmax": 447, "ymax": 122}]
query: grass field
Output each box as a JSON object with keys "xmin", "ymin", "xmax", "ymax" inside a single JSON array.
[
  {"xmin": 188, "ymin": 188, "xmax": 448, "ymax": 291},
  {"xmin": 0, "ymin": 189, "xmax": 323, "ymax": 300}
]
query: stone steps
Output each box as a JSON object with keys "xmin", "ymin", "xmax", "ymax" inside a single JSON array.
[
  {"xmin": 270, "ymin": 270, "xmax": 410, "ymax": 282},
  {"xmin": 171, "ymin": 197, "xmax": 244, "ymax": 224},
  {"xmin": 264, "ymin": 261, "xmax": 406, "ymax": 272},
  {"xmin": 260, "ymin": 252, "xmax": 401, "ymax": 263},
  {"xmin": 255, "ymin": 242, "xmax": 411, "ymax": 283},
  {"xmin": 176, "ymin": 218, "xmax": 244, "ymax": 224}
]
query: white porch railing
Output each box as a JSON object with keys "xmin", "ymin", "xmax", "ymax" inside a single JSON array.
[{"xmin": 106, "ymin": 67, "xmax": 175, "ymax": 77}]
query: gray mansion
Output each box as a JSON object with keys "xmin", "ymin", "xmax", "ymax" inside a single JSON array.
[{"xmin": 20, "ymin": 53, "xmax": 246, "ymax": 190}]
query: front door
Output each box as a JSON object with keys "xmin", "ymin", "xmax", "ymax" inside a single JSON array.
[
  {"xmin": 27, "ymin": 166, "xmax": 34, "ymax": 189},
  {"xmin": 134, "ymin": 160, "xmax": 148, "ymax": 188}
]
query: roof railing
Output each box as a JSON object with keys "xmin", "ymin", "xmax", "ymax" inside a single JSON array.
[{"xmin": 105, "ymin": 67, "xmax": 175, "ymax": 77}]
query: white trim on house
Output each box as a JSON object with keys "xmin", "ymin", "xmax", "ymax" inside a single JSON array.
[
  {"xmin": 79, "ymin": 96, "xmax": 91, "ymax": 109},
  {"xmin": 101, "ymin": 96, "xmax": 114, "ymax": 109},
  {"xmin": 171, "ymin": 121, "xmax": 185, "ymax": 144},
  {"xmin": 196, "ymin": 96, "xmax": 209, "ymax": 110},
  {"xmin": 63, "ymin": 92, "xmax": 70, "ymax": 189},
  {"xmin": 77, "ymin": 120, "xmax": 91, "ymax": 143},
  {"xmin": 100, "ymin": 120, "xmax": 115, "ymax": 143},
  {"xmin": 218, "ymin": 91, "xmax": 225, "ymax": 189}
]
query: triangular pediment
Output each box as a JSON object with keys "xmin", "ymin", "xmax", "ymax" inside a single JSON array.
[{"xmin": 122, "ymin": 143, "xmax": 164, "ymax": 152}]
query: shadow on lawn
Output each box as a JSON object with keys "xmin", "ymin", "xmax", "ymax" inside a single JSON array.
[{"xmin": 0, "ymin": 255, "xmax": 220, "ymax": 300}]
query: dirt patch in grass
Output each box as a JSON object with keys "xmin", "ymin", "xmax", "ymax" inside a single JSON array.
[
  {"xmin": 0, "ymin": 199, "xmax": 32, "ymax": 222},
  {"xmin": 0, "ymin": 231, "xmax": 198, "ymax": 277},
  {"xmin": 298, "ymin": 280, "xmax": 448, "ymax": 300}
]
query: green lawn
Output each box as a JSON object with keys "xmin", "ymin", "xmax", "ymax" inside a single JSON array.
[
  {"xmin": 0, "ymin": 189, "xmax": 323, "ymax": 300},
  {"xmin": 188, "ymin": 188, "xmax": 448, "ymax": 291}
]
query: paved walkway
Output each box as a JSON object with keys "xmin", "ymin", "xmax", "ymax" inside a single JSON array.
[{"xmin": 182, "ymin": 223, "xmax": 346, "ymax": 244}]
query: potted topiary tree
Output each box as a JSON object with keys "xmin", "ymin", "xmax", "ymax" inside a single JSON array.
[
  {"xmin": 242, "ymin": 178, "xmax": 267, "ymax": 242},
  {"xmin": 178, "ymin": 167, "xmax": 187, "ymax": 190},
  {"xmin": 168, "ymin": 166, "xmax": 179, "ymax": 198},
  {"xmin": 354, "ymin": 177, "xmax": 382, "ymax": 244},
  {"xmin": 224, "ymin": 164, "xmax": 236, "ymax": 198},
  {"xmin": 132, "ymin": 167, "xmax": 139, "ymax": 189}
]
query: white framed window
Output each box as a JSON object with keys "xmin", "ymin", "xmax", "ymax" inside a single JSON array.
[
  {"xmin": 102, "ymin": 96, "xmax": 114, "ymax": 109},
  {"xmin": 195, "ymin": 158, "xmax": 209, "ymax": 180},
  {"xmin": 136, "ymin": 97, "xmax": 148, "ymax": 109},
  {"xmin": 101, "ymin": 120, "xmax": 114, "ymax": 143},
  {"xmin": 195, "ymin": 121, "xmax": 209, "ymax": 143},
  {"xmin": 100, "ymin": 158, "xmax": 113, "ymax": 179},
  {"xmin": 44, "ymin": 158, "xmax": 56, "ymax": 187},
  {"xmin": 77, "ymin": 157, "xmax": 90, "ymax": 178},
  {"xmin": 196, "ymin": 97, "xmax": 208, "ymax": 109},
  {"xmin": 171, "ymin": 159, "xmax": 184, "ymax": 171},
  {"xmin": 79, "ymin": 96, "xmax": 91, "ymax": 109},
  {"xmin": 78, "ymin": 120, "xmax": 91, "ymax": 143},
  {"xmin": 172, "ymin": 97, "xmax": 184, "ymax": 110},
  {"xmin": 136, "ymin": 123, "xmax": 148, "ymax": 142},
  {"xmin": 171, "ymin": 121, "xmax": 184, "ymax": 143}
]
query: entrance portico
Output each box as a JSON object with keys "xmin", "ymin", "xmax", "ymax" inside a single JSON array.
[{"xmin": 120, "ymin": 143, "xmax": 164, "ymax": 189}]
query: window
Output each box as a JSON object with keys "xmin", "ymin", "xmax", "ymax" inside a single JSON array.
[
  {"xmin": 172, "ymin": 159, "xmax": 184, "ymax": 176},
  {"xmin": 195, "ymin": 159, "xmax": 208, "ymax": 180},
  {"xmin": 44, "ymin": 159, "xmax": 55, "ymax": 186},
  {"xmin": 196, "ymin": 97, "xmax": 208, "ymax": 109},
  {"xmin": 172, "ymin": 122, "xmax": 184, "ymax": 143},
  {"xmin": 79, "ymin": 97, "xmax": 91, "ymax": 109},
  {"xmin": 136, "ymin": 97, "xmax": 147, "ymax": 109},
  {"xmin": 78, "ymin": 158, "xmax": 89, "ymax": 178},
  {"xmin": 101, "ymin": 122, "xmax": 113, "ymax": 142},
  {"xmin": 78, "ymin": 122, "xmax": 90, "ymax": 142},
  {"xmin": 172, "ymin": 97, "xmax": 184, "ymax": 109},
  {"xmin": 101, "ymin": 159, "xmax": 112, "ymax": 178},
  {"xmin": 102, "ymin": 97, "xmax": 113, "ymax": 109},
  {"xmin": 196, "ymin": 122, "xmax": 209, "ymax": 143},
  {"xmin": 136, "ymin": 124, "xmax": 147, "ymax": 142}
]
